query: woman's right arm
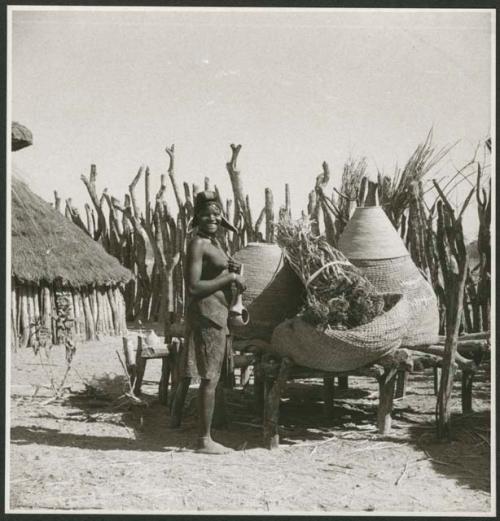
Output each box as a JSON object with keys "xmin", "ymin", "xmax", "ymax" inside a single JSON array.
[{"xmin": 186, "ymin": 238, "xmax": 243, "ymax": 298}]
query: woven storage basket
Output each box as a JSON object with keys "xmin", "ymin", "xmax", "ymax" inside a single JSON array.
[
  {"xmin": 352, "ymin": 257, "xmax": 439, "ymax": 347},
  {"xmin": 271, "ymin": 294, "xmax": 409, "ymax": 372},
  {"xmin": 231, "ymin": 243, "xmax": 305, "ymax": 339},
  {"xmin": 338, "ymin": 206, "xmax": 408, "ymax": 259},
  {"xmin": 338, "ymin": 206, "xmax": 439, "ymax": 347}
]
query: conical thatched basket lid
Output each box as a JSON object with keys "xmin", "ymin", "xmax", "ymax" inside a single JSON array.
[{"xmin": 338, "ymin": 206, "xmax": 408, "ymax": 260}]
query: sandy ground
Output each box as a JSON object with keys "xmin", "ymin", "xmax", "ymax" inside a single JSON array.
[{"xmin": 8, "ymin": 334, "xmax": 492, "ymax": 514}]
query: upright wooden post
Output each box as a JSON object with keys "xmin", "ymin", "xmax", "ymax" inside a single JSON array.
[
  {"xmin": 11, "ymin": 286, "xmax": 18, "ymax": 351},
  {"xmin": 167, "ymin": 337, "xmax": 181, "ymax": 405},
  {"xmin": 159, "ymin": 357, "xmax": 171, "ymax": 406},
  {"xmin": 394, "ymin": 370, "xmax": 408, "ymax": 399},
  {"xmin": 323, "ymin": 376, "xmax": 335, "ymax": 419},
  {"xmin": 253, "ymin": 352, "xmax": 265, "ymax": 418},
  {"xmin": 264, "ymin": 188, "xmax": 274, "ymax": 243},
  {"xmin": 133, "ymin": 335, "xmax": 147, "ymax": 396},
  {"xmin": 122, "ymin": 336, "xmax": 137, "ymax": 386},
  {"xmin": 377, "ymin": 367, "xmax": 398, "ymax": 434},
  {"xmin": 285, "ymin": 183, "xmax": 291, "ymax": 219},
  {"xmin": 338, "ymin": 376, "xmax": 349, "ymax": 390},
  {"xmin": 18, "ymin": 286, "xmax": 29, "ymax": 348},
  {"xmin": 263, "ymin": 357, "xmax": 292, "ymax": 449},
  {"xmin": 461, "ymin": 370, "xmax": 474, "ymax": 414},
  {"xmin": 433, "ymin": 366, "xmax": 441, "ymax": 395},
  {"xmin": 53, "ymin": 190, "xmax": 61, "ymax": 212},
  {"xmin": 145, "ymin": 166, "xmax": 151, "ymax": 227},
  {"xmin": 434, "ymin": 182, "xmax": 472, "ymax": 440}
]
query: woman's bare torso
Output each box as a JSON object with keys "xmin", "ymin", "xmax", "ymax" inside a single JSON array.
[{"xmin": 200, "ymin": 240, "xmax": 231, "ymax": 306}]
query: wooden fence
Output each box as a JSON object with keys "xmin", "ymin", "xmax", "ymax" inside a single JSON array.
[{"xmin": 61, "ymin": 137, "xmax": 491, "ymax": 337}]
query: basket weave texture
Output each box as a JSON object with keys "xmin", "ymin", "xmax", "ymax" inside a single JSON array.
[
  {"xmin": 352, "ymin": 256, "xmax": 440, "ymax": 347},
  {"xmin": 338, "ymin": 206, "xmax": 408, "ymax": 260},
  {"xmin": 231, "ymin": 243, "xmax": 305, "ymax": 339},
  {"xmin": 271, "ymin": 294, "xmax": 409, "ymax": 372},
  {"xmin": 338, "ymin": 206, "xmax": 440, "ymax": 347}
]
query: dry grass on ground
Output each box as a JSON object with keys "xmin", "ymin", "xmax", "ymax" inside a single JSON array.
[{"xmin": 8, "ymin": 336, "xmax": 492, "ymax": 514}]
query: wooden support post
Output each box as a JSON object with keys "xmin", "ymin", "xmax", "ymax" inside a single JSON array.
[
  {"xmin": 253, "ymin": 353, "xmax": 265, "ymax": 418},
  {"xmin": 145, "ymin": 166, "xmax": 151, "ymax": 227},
  {"xmin": 433, "ymin": 366, "xmax": 442, "ymax": 396},
  {"xmin": 27, "ymin": 286, "xmax": 35, "ymax": 347},
  {"xmin": 133, "ymin": 335, "xmax": 147, "ymax": 396},
  {"xmin": 338, "ymin": 376, "xmax": 349, "ymax": 390},
  {"xmin": 11, "ymin": 287, "xmax": 18, "ymax": 351},
  {"xmin": 72, "ymin": 292, "xmax": 81, "ymax": 339},
  {"xmin": 167, "ymin": 338, "xmax": 181, "ymax": 404},
  {"xmin": 285, "ymin": 183, "xmax": 291, "ymax": 218},
  {"xmin": 394, "ymin": 370, "xmax": 408, "ymax": 399},
  {"xmin": 50, "ymin": 289, "xmax": 58, "ymax": 344},
  {"xmin": 89, "ymin": 288, "xmax": 98, "ymax": 333},
  {"xmin": 54, "ymin": 190, "xmax": 61, "ymax": 212},
  {"xmin": 461, "ymin": 370, "xmax": 474, "ymax": 414},
  {"xmin": 122, "ymin": 336, "xmax": 136, "ymax": 387},
  {"xmin": 434, "ymin": 186, "xmax": 471, "ymax": 440},
  {"xmin": 33, "ymin": 287, "xmax": 40, "ymax": 325},
  {"xmin": 377, "ymin": 367, "xmax": 398, "ymax": 434},
  {"xmin": 107, "ymin": 288, "xmax": 119, "ymax": 335},
  {"xmin": 82, "ymin": 290, "xmax": 96, "ymax": 341},
  {"xmin": 264, "ymin": 188, "xmax": 274, "ymax": 243},
  {"xmin": 225, "ymin": 335, "xmax": 235, "ymax": 390},
  {"xmin": 95, "ymin": 290, "xmax": 106, "ymax": 337},
  {"xmin": 240, "ymin": 364, "xmax": 250, "ymax": 387},
  {"xmin": 323, "ymin": 376, "xmax": 335, "ymax": 419},
  {"xmin": 159, "ymin": 357, "xmax": 171, "ymax": 406},
  {"xmin": 19, "ymin": 286, "xmax": 30, "ymax": 348},
  {"xmin": 14, "ymin": 286, "xmax": 20, "ymax": 339},
  {"xmin": 263, "ymin": 357, "xmax": 292, "ymax": 449}
]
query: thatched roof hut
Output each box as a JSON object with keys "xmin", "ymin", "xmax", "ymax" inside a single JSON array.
[
  {"xmin": 11, "ymin": 176, "xmax": 133, "ymax": 349},
  {"xmin": 10, "ymin": 121, "xmax": 133, "ymax": 349},
  {"xmin": 11, "ymin": 177, "xmax": 132, "ymax": 288},
  {"xmin": 11, "ymin": 121, "xmax": 33, "ymax": 151}
]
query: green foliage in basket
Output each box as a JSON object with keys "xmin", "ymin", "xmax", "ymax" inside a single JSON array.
[{"xmin": 276, "ymin": 217, "xmax": 386, "ymax": 330}]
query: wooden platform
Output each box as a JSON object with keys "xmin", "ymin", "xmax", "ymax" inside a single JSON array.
[
  {"xmin": 257, "ymin": 350, "xmax": 413, "ymax": 449},
  {"xmin": 121, "ymin": 331, "xmax": 489, "ymax": 450}
]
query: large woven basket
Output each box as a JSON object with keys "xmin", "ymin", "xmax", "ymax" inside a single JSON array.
[
  {"xmin": 231, "ymin": 243, "xmax": 305, "ymax": 339},
  {"xmin": 338, "ymin": 206, "xmax": 439, "ymax": 347},
  {"xmin": 352, "ymin": 257, "xmax": 439, "ymax": 347},
  {"xmin": 271, "ymin": 294, "xmax": 409, "ymax": 372},
  {"xmin": 338, "ymin": 206, "xmax": 408, "ymax": 259}
]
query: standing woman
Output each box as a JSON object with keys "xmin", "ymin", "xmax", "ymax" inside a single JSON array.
[{"xmin": 172, "ymin": 191, "xmax": 245, "ymax": 454}]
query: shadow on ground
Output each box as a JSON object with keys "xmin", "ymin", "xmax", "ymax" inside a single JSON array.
[
  {"xmin": 10, "ymin": 383, "xmax": 264, "ymax": 453},
  {"xmin": 11, "ymin": 365, "xmax": 491, "ymax": 495},
  {"xmin": 406, "ymin": 410, "xmax": 491, "ymax": 494}
]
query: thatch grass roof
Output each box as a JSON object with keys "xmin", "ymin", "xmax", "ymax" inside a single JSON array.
[
  {"xmin": 11, "ymin": 176, "xmax": 133, "ymax": 287},
  {"xmin": 12, "ymin": 122, "xmax": 33, "ymax": 151}
]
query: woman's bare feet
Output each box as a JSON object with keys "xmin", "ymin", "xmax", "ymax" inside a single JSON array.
[{"xmin": 196, "ymin": 436, "xmax": 233, "ymax": 454}]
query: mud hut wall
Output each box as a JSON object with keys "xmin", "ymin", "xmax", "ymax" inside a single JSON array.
[{"xmin": 10, "ymin": 280, "xmax": 128, "ymax": 348}]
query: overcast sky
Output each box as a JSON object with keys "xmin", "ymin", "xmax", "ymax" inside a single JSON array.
[{"xmin": 10, "ymin": 8, "xmax": 494, "ymax": 241}]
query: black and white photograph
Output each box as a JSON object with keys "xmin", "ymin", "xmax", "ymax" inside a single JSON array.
[{"xmin": 4, "ymin": 5, "xmax": 496, "ymax": 515}]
